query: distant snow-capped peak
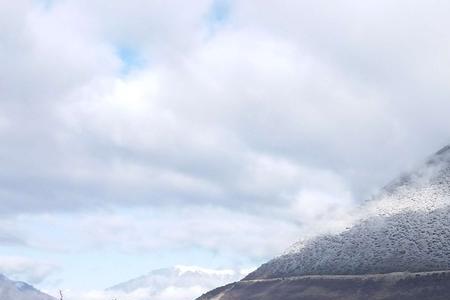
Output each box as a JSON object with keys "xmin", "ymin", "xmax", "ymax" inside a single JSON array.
[
  {"xmin": 173, "ymin": 265, "xmax": 236, "ymax": 276},
  {"xmin": 106, "ymin": 265, "xmax": 252, "ymax": 300}
]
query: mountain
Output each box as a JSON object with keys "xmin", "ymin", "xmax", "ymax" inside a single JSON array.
[
  {"xmin": 0, "ymin": 274, "xmax": 56, "ymax": 300},
  {"xmin": 198, "ymin": 270, "xmax": 450, "ymax": 300},
  {"xmin": 107, "ymin": 265, "xmax": 246, "ymax": 300},
  {"xmin": 198, "ymin": 144, "xmax": 450, "ymax": 299},
  {"xmin": 246, "ymin": 145, "xmax": 450, "ymax": 279}
]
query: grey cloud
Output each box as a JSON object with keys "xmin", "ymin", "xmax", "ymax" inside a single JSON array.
[{"xmin": 0, "ymin": 0, "xmax": 449, "ymax": 229}]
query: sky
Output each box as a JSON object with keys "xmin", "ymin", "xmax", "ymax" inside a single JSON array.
[{"xmin": 1, "ymin": 0, "xmax": 450, "ymax": 298}]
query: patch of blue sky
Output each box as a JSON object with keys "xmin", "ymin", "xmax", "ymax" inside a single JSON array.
[
  {"xmin": 33, "ymin": 0, "xmax": 55, "ymax": 10},
  {"xmin": 116, "ymin": 46, "xmax": 146, "ymax": 75},
  {"xmin": 205, "ymin": 0, "xmax": 232, "ymax": 34},
  {"xmin": 210, "ymin": 0, "xmax": 231, "ymax": 24}
]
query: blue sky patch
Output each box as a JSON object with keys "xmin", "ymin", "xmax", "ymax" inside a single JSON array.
[
  {"xmin": 116, "ymin": 46, "xmax": 145, "ymax": 75},
  {"xmin": 206, "ymin": 0, "xmax": 232, "ymax": 29}
]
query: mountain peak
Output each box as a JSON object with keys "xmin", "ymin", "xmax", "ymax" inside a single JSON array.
[
  {"xmin": 0, "ymin": 274, "xmax": 55, "ymax": 300},
  {"xmin": 173, "ymin": 265, "xmax": 236, "ymax": 276},
  {"xmin": 434, "ymin": 144, "xmax": 450, "ymax": 156},
  {"xmin": 107, "ymin": 265, "xmax": 244, "ymax": 298}
]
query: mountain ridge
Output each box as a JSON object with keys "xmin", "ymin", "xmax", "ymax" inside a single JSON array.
[{"xmin": 0, "ymin": 273, "xmax": 55, "ymax": 300}]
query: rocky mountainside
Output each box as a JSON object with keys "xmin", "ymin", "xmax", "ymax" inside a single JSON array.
[
  {"xmin": 198, "ymin": 144, "xmax": 450, "ymax": 300},
  {"xmin": 0, "ymin": 274, "xmax": 55, "ymax": 300},
  {"xmin": 246, "ymin": 145, "xmax": 450, "ymax": 279}
]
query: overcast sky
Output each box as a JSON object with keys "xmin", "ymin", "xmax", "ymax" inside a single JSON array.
[{"xmin": 1, "ymin": 0, "xmax": 450, "ymax": 298}]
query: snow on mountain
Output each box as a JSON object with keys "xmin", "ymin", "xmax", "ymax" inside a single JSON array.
[
  {"xmin": 106, "ymin": 265, "xmax": 247, "ymax": 300},
  {"xmin": 0, "ymin": 274, "xmax": 56, "ymax": 300},
  {"xmin": 246, "ymin": 145, "xmax": 450, "ymax": 279},
  {"xmin": 363, "ymin": 144, "xmax": 450, "ymax": 216}
]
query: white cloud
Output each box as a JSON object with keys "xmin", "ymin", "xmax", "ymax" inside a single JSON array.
[
  {"xmin": 0, "ymin": 219, "xmax": 26, "ymax": 246},
  {"xmin": 76, "ymin": 206, "xmax": 300, "ymax": 258},
  {"xmin": 2, "ymin": 0, "xmax": 449, "ymax": 218},
  {"xmin": 50, "ymin": 27, "xmax": 369, "ymax": 211},
  {"xmin": 290, "ymin": 189, "xmax": 355, "ymax": 235},
  {"xmin": 0, "ymin": 256, "xmax": 59, "ymax": 285}
]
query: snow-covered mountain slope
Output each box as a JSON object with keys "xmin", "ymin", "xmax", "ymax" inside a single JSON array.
[
  {"xmin": 107, "ymin": 265, "xmax": 246, "ymax": 300},
  {"xmin": 246, "ymin": 145, "xmax": 450, "ymax": 279},
  {"xmin": 363, "ymin": 144, "xmax": 450, "ymax": 216},
  {"xmin": 0, "ymin": 274, "xmax": 56, "ymax": 300}
]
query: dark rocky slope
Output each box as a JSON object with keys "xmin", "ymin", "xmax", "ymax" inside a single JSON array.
[{"xmin": 198, "ymin": 271, "xmax": 450, "ymax": 300}]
